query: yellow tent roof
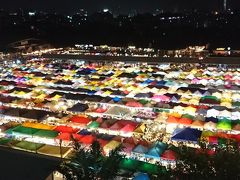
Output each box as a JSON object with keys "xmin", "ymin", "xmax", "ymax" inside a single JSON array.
[
  {"xmin": 103, "ymin": 140, "xmax": 120, "ymax": 151},
  {"xmin": 22, "ymin": 122, "xmax": 56, "ymax": 130}
]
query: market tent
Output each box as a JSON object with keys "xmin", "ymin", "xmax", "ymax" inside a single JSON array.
[
  {"xmin": 96, "ymin": 138, "xmax": 109, "ymax": 147},
  {"xmin": 70, "ymin": 116, "xmax": 91, "ymax": 124},
  {"xmin": 105, "ymin": 106, "xmax": 131, "ymax": 117},
  {"xmin": 161, "ymin": 150, "xmax": 176, "ymax": 161},
  {"xmin": 167, "ymin": 116, "xmax": 179, "ymax": 123},
  {"xmin": 67, "ymin": 103, "xmax": 89, "ymax": 112},
  {"xmin": 178, "ymin": 118, "xmax": 193, "ymax": 125},
  {"xmin": 133, "ymin": 124, "xmax": 146, "ymax": 134},
  {"xmin": 122, "ymin": 142, "xmax": 135, "ymax": 154},
  {"xmin": 120, "ymin": 158, "xmax": 139, "ymax": 171},
  {"xmin": 153, "ymin": 141, "xmax": 167, "ymax": 151},
  {"xmin": 172, "ymin": 128, "xmax": 202, "ymax": 143},
  {"xmin": 145, "ymin": 147, "xmax": 162, "ymax": 159},
  {"xmin": 204, "ymin": 121, "xmax": 217, "ymax": 130},
  {"xmin": 79, "ymin": 135, "xmax": 95, "ymax": 145},
  {"xmin": 37, "ymin": 144, "xmax": 71, "ymax": 158},
  {"xmin": 56, "ymin": 133, "xmax": 82, "ymax": 141},
  {"xmin": 22, "ymin": 122, "xmax": 55, "ymax": 130},
  {"xmin": 54, "ymin": 125, "xmax": 79, "ymax": 133},
  {"xmin": 14, "ymin": 141, "xmax": 44, "ymax": 152},
  {"xmin": 132, "ymin": 144, "xmax": 148, "ymax": 154},
  {"xmin": 126, "ymin": 101, "xmax": 143, "ymax": 107},
  {"xmin": 191, "ymin": 120, "xmax": 204, "ymax": 128},
  {"xmin": 109, "ymin": 122, "xmax": 124, "ymax": 131},
  {"xmin": 87, "ymin": 121, "xmax": 100, "ymax": 129},
  {"xmin": 8, "ymin": 126, "xmax": 39, "ymax": 137},
  {"xmin": 133, "ymin": 173, "xmax": 150, "ymax": 180},
  {"xmin": 33, "ymin": 129, "xmax": 59, "ymax": 139},
  {"xmin": 137, "ymin": 161, "xmax": 162, "ymax": 174},
  {"xmin": 120, "ymin": 124, "xmax": 137, "ymax": 133},
  {"xmin": 217, "ymin": 120, "xmax": 232, "ymax": 130},
  {"xmin": 103, "ymin": 140, "xmax": 121, "ymax": 154}
]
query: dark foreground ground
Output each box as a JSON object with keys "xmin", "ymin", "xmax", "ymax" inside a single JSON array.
[{"xmin": 0, "ymin": 146, "xmax": 61, "ymax": 180}]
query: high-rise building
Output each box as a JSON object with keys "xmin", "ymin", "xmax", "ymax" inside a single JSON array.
[{"xmin": 224, "ymin": 0, "xmax": 227, "ymax": 11}]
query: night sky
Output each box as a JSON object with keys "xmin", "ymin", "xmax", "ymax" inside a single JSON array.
[{"xmin": 0, "ymin": 0, "xmax": 240, "ymax": 14}]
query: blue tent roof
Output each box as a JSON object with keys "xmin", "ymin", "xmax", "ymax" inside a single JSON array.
[
  {"xmin": 145, "ymin": 147, "xmax": 162, "ymax": 159},
  {"xmin": 153, "ymin": 141, "xmax": 167, "ymax": 151},
  {"xmin": 133, "ymin": 173, "xmax": 150, "ymax": 180},
  {"xmin": 133, "ymin": 145, "xmax": 148, "ymax": 154},
  {"xmin": 113, "ymin": 97, "xmax": 121, "ymax": 102},
  {"xmin": 172, "ymin": 128, "xmax": 202, "ymax": 143}
]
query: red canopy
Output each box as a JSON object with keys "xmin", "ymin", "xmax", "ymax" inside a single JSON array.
[
  {"xmin": 167, "ymin": 116, "xmax": 179, "ymax": 123},
  {"xmin": 54, "ymin": 125, "xmax": 79, "ymax": 133},
  {"xmin": 95, "ymin": 108, "xmax": 107, "ymax": 113},
  {"xmin": 109, "ymin": 122, "xmax": 124, "ymax": 130},
  {"xmin": 56, "ymin": 133, "xmax": 83, "ymax": 141},
  {"xmin": 161, "ymin": 150, "xmax": 176, "ymax": 161},
  {"xmin": 97, "ymin": 139, "xmax": 109, "ymax": 147},
  {"xmin": 208, "ymin": 136, "xmax": 218, "ymax": 144},
  {"xmin": 126, "ymin": 101, "xmax": 143, "ymax": 107},
  {"xmin": 120, "ymin": 124, "xmax": 136, "ymax": 133},
  {"xmin": 79, "ymin": 135, "xmax": 95, "ymax": 144},
  {"xmin": 178, "ymin": 118, "xmax": 193, "ymax": 125},
  {"xmin": 70, "ymin": 116, "xmax": 91, "ymax": 124}
]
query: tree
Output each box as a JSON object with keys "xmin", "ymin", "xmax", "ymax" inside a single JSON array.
[
  {"xmin": 59, "ymin": 140, "xmax": 124, "ymax": 180},
  {"xmin": 171, "ymin": 140, "xmax": 240, "ymax": 180}
]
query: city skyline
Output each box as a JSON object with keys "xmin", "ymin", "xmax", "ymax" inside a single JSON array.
[{"xmin": 1, "ymin": 0, "xmax": 240, "ymax": 14}]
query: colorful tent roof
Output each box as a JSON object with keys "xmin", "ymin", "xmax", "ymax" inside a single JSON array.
[{"xmin": 172, "ymin": 128, "xmax": 202, "ymax": 143}]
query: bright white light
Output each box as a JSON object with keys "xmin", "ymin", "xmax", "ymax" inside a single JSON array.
[{"xmin": 103, "ymin": 9, "xmax": 109, "ymax": 12}]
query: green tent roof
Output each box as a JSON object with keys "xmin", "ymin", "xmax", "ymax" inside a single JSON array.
[
  {"xmin": 34, "ymin": 129, "xmax": 58, "ymax": 138},
  {"xmin": 182, "ymin": 114, "xmax": 194, "ymax": 120},
  {"xmin": 14, "ymin": 141, "xmax": 44, "ymax": 151},
  {"xmin": 8, "ymin": 126, "xmax": 39, "ymax": 136},
  {"xmin": 137, "ymin": 161, "xmax": 161, "ymax": 174},
  {"xmin": 120, "ymin": 158, "xmax": 139, "ymax": 171},
  {"xmin": 87, "ymin": 121, "xmax": 100, "ymax": 129},
  {"xmin": 0, "ymin": 138, "xmax": 11, "ymax": 145},
  {"xmin": 217, "ymin": 121, "xmax": 232, "ymax": 130}
]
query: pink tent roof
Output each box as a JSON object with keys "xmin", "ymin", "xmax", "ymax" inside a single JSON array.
[
  {"xmin": 152, "ymin": 95, "xmax": 170, "ymax": 102},
  {"xmin": 109, "ymin": 122, "xmax": 124, "ymax": 130},
  {"xmin": 120, "ymin": 124, "xmax": 137, "ymax": 133},
  {"xmin": 122, "ymin": 143, "xmax": 135, "ymax": 154}
]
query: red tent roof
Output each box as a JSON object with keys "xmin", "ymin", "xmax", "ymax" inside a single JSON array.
[
  {"xmin": 109, "ymin": 122, "xmax": 124, "ymax": 130},
  {"xmin": 126, "ymin": 101, "xmax": 143, "ymax": 107},
  {"xmin": 208, "ymin": 136, "xmax": 218, "ymax": 144},
  {"xmin": 178, "ymin": 118, "xmax": 193, "ymax": 125},
  {"xmin": 97, "ymin": 139, "xmax": 109, "ymax": 147},
  {"xmin": 79, "ymin": 135, "xmax": 95, "ymax": 144},
  {"xmin": 161, "ymin": 150, "xmax": 176, "ymax": 161},
  {"xmin": 70, "ymin": 116, "xmax": 91, "ymax": 124},
  {"xmin": 56, "ymin": 133, "xmax": 83, "ymax": 141},
  {"xmin": 100, "ymin": 121, "xmax": 111, "ymax": 129},
  {"xmin": 123, "ymin": 137, "xmax": 138, "ymax": 145},
  {"xmin": 120, "ymin": 124, "xmax": 136, "ymax": 133},
  {"xmin": 54, "ymin": 125, "xmax": 79, "ymax": 133},
  {"xmin": 95, "ymin": 108, "xmax": 107, "ymax": 113},
  {"xmin": 167, "ymin": 116, "xmax": 179, "ymax": 123}
]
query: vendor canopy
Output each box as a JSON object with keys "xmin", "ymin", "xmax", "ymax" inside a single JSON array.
[
  {"xmin": 67, "ymin": 103, "xmax": 89, "ymax": 113},
  {"xmin": 105, "ymin": 106, "xmax": 131, "ymax": 117},
  {"xmin": 70, "ymin": 116, "xmax": 91, "ymax": 124},
  {"xmin": 172, "ymin": 128, "xmax": 202, "ymax": 143},
  {"xmin": 6, "ymin": 125, "xmax": 39, "ymax": 136}
]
